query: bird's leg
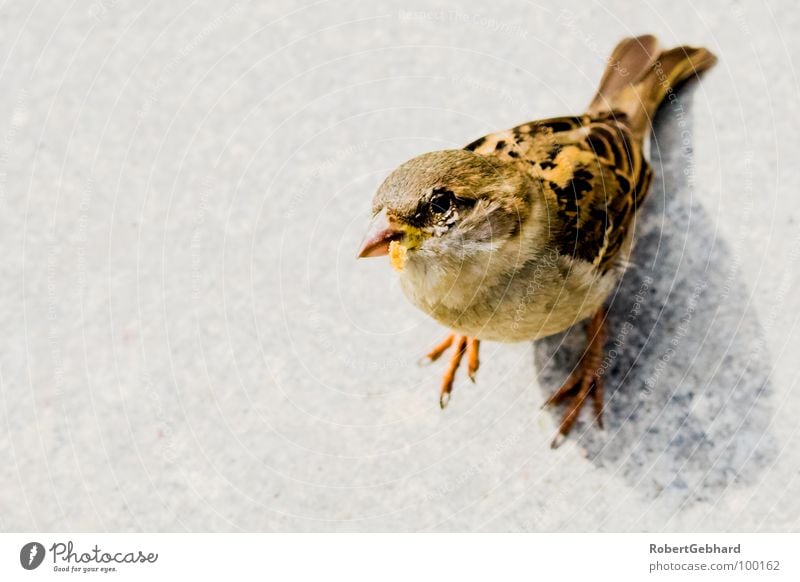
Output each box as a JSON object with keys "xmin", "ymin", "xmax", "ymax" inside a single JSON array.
[
  {"xmin": 544, "ymin": 308, "xmax": 607, "ymax": 448},
  {"xmin": 439, "ymin": 336, "xmax": 467, "ymax": 408},
  {"xmin": 420, "ymin": 333, "xmax": 480, "ymax": 408}
]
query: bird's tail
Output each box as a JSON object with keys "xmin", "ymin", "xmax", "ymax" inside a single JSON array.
[{"xmin": 587, "ymin": 35, "xmax": 717, "ymax": 138}]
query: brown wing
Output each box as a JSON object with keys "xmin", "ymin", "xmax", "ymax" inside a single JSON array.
[{"xmin": 465, "ymin": 114, "xmax": 652, "ymax": 272}]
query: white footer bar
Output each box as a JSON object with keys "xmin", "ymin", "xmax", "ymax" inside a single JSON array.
[{"xmin": 1, "ymin": 533, "xmax": 795, "ymax": 581}]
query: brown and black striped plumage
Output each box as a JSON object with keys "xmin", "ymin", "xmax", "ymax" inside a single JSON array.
[{"xmin": 465, "ymin": 112, "xmax": 652, "ymax": 272}]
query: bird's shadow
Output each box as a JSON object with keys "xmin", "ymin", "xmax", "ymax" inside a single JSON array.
[{"xmin": 534, "ymin": 84, "xmax": 776, "ymax": 504}]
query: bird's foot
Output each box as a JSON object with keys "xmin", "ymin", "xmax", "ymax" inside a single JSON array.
[
  {"xmin": 419, "ymin": 333, "xmax": 480, "ymax": 408},
  {"xmin": 544, "ymin": 308, "xmax": 607, "ymax": 448}
]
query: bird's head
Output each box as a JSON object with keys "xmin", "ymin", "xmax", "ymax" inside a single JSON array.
[{"xmin": 358, "ymin": 150, "xmax": 539, "ymax": 276}]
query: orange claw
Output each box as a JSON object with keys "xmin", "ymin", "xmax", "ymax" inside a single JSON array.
[
  {"xmin": 466, "ymin": 338, "xmax": 480, "ymax": 382},
  {"xmin": 439, "ymin": 336, "xmax": 467, "ymax": 408},
  {"xmin": 421, "ymin": 334, "xmax": 455, "ymax": 365},
  {"xmin": 421, "ymin": 332, "xmax": 482, "ymax": 408}
]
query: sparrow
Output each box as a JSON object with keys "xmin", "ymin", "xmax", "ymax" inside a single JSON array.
[{"xmin": 359, "ymin": 35, "xmax": 716, "ymax": 446}]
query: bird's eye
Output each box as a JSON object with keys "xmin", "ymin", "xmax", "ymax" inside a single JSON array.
[{"xmin": 429, "ymin": 188, "xmax": 455, "ymax": 214}]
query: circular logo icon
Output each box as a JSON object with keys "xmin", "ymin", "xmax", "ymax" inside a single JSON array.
[{"xmin": 20, "ymin": 542, "xmax": 45, "ymax": 570}]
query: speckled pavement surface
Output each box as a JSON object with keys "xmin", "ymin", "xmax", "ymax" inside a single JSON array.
[{"xmin": 0, "ymin": 0, "xmax": 798, "ymax": 531}]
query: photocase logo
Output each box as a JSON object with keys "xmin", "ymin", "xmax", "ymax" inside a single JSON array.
[{"xmin": 20, "ymin": 542, "xmax": 46, "ymax": 570}]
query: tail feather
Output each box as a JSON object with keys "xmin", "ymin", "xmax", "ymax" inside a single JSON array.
[
  {"xmin": 591, "ymin": 35, "xmax": 661, "ymax": 108},
  {"xmin": 588, "ymin": 35, "xmax": 717, "ymax": 137}
]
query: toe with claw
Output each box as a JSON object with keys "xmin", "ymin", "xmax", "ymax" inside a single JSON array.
[
  {"xmin": 420, "ymin": 333, "xmax": 480, "ymax": 407},
  {"xmin": 544, "ymin": 308, "xmax": 607, "ymax": 448}
]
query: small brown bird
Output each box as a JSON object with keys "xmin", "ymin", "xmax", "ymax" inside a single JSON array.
[{"xmin": 359, "ymin": 35, "xmax": 716, "ymax": 446}]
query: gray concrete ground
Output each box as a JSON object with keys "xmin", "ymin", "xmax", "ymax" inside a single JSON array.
[{"xmin": 0, "ymin": 0, "xmax": 798, "ymax": 531}]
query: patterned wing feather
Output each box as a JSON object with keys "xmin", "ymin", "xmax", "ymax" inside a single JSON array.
[{"xmin": 465, "ymin": 114, "xmax": 652, "ymax": 271}]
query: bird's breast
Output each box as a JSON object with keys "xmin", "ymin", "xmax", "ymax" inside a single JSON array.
[{"xmin": 400, "ymin": 252, "xmax": 619, "ymax": 342}]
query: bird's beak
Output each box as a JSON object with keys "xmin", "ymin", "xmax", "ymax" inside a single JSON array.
[{"xmin": 357, "ymin": 209, "xmax": 405, "ymax": 258}]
